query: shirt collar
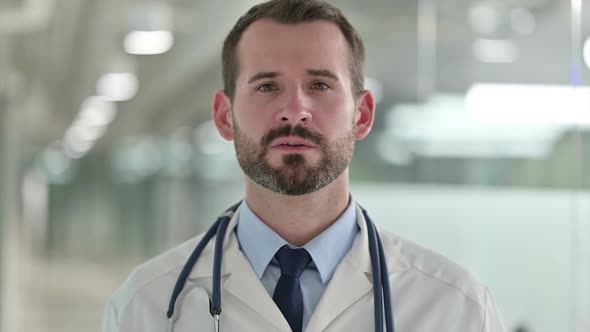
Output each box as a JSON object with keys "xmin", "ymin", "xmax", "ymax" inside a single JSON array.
[
  {"xmin": 236, "ymin": 196, "xmax": 359, "ymax": 284},
  {"xmin": 236, "ymin": 202, "xmax": 286, "ymax": 279}
]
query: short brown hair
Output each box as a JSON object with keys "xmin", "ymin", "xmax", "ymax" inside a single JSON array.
[{"xmin": 222, "ymin": 0, "xmax": 366, "ymax": 100}]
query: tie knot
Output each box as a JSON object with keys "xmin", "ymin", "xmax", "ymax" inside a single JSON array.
[{"xmin": 274, "ymin": 245, "xmax": 311, "ymax": 278}]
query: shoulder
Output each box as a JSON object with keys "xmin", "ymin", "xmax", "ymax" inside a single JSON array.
[
  {"xmin": 378, "ymin": 228, "xmax": 488, "ymax": 309},
  {"xmin": 107, "ymin": 232, "xmax": 210, "ymax": 322}
]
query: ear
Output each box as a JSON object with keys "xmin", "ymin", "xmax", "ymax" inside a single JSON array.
[
  {"xmin": 213, "ymin": 90, "xmax": 234, "ymax": 140},
  {"xmin": 354, "ymin": 90, "xmax": 375, "ymax": 140}
]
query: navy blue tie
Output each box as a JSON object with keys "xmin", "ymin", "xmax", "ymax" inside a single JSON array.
[{"xmin": 272, "ymin": 245, "xmax": 312, "ymax": 332}]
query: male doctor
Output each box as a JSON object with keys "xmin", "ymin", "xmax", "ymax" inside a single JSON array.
[{"xmin": 102, "ymin": 0, "xmax": 506, "ymax": 331}]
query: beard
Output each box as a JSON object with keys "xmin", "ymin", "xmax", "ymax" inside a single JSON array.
[{"xmin": 233, "ymin": 122, "xmax": 355, "ymax": 196}]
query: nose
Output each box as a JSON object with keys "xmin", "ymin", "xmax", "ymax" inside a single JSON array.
[{"xmin": 275, "ymin": 88, "xmax": 312, "ymax": 126}]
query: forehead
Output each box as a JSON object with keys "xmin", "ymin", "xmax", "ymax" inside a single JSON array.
[{"xmin": 236, "ymin": 19, "xmax": 350, "ymax": 81}]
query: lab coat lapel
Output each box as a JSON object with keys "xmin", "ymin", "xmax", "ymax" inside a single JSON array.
[
  {"xmin": 224, "ymin": 252, "xmax": 292, "ymax": 332},
  {"xmin": 305, "ymin": 206, "xmax": 373, "ymax": 332},
  {"xmin": 305, "ymin": 205, "xmax": 410, "ymax": 332},
  {"xmin": 305, "ymin": 255, "xmax": 372, "ymax": 332}
]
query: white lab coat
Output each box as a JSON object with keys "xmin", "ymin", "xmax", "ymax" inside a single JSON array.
[{"xmin": 102, "ymin": 205, "xmax": 506, "ymax": 332}]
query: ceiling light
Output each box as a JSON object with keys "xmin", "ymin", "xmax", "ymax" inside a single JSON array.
[
  {"xmin": 124, "ymin": 30, "xmax": 174, "ymax": 55},
  {"xmin": 62, "ymin": 131, "xmax": 95, "ymax": 159},
  {"xmin": 77, "ymin": 96, "xmax": 117, "ymax": 127},
  {"xmin": 67, "ymin": 123, "xmax": 107, "ymax": 141},
  {"xmin": 97, "ymin": 72, "xmax": 139, "ymax": 101}
]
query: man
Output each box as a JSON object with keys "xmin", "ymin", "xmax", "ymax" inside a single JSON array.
[{"xmin": 102, "ymin": 0, "xmax": 506, "ymax": 331}]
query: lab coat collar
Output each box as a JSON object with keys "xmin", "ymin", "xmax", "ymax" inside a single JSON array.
[{"xmin": 185, "ymin": 204, "xmax": 409, "ymax": 278}]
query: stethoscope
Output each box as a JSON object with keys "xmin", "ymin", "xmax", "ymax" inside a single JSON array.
[{"xmin": 166, "ymin": 201, "xmax": 395, "ymax": 332}]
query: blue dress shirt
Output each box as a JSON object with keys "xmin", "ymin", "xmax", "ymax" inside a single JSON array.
[{"xmin": 236, "ymin": 198, "xmax": 359, "ymax": 332}]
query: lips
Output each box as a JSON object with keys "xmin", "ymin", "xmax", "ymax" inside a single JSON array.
[{"xmin": 271, "ymin": 136, "xmax": 316, "ymax": 148}]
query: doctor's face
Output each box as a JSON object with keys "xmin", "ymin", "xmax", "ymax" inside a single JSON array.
[{"xmin": 214, "ymin": 19, "xmax": 373, "ymax": 195}]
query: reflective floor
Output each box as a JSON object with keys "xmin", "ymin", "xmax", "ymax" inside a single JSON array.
[{"xmin": 15, "ymin": 257, "xmax": 132, "ymax": 332}]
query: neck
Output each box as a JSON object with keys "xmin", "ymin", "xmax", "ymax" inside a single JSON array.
[{"xmin": 244, "ymin": 170, "xmax": 351, "ymax": 247}]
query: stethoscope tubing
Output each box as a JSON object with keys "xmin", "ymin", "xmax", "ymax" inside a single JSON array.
[
  {"xmin": 166, "ymin": 201, "xmax": 241, "ymax": 319},
  {"xmin": 378, "ymin": 226, "xmax": 394, "ymax": 331},
  {"xmin": 167, "ymin": 218, "xmax": 220, "ymax": 319},
  {"xmin": 365, "ymin": 208, "xmax": 383, "ymax": 332},
  {"xmin": 211, "ymin": 215, "xmax": 231, "ymax": 316},
  {"xmin": 363, "ymin": 207, "xmax": 395, "ymax": 332}
]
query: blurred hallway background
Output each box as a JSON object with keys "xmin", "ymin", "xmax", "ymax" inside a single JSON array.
[{"xmin": 1, "ymin": 0, "xmax": 590, "ymax": 331}]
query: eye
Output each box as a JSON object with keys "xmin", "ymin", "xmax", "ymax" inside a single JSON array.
[
  {"xmin": 256, "ymin": 83, "xmax": 278, "ymax": 92},
  {"xmin": 311, "ymin": 82, "xmax": 331, "ymax": 90}
]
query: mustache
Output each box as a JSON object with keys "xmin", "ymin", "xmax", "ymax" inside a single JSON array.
[{"xmin": 260, "ymin": 125, "xmax": 326, "ymax": 148}]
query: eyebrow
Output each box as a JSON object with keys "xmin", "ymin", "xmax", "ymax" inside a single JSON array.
[
  {"xmin": 247, "ymin": 69, "xmax": 340, "ymax": 84},
  {"xmin": 306, "ymin": 69, "xmax": 339, "ymax": 81},
  {"xmin": 248, "ymin": 72, "xmax": 279, "ymax": 84}
]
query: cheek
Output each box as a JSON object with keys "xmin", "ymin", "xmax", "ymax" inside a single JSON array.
[
  {"xmin": 232, "ymin": 108, "xmax": 270, "ymax": 142},
  {"xmin": 314, "ymin": 99, "xmax": 356, "ymax": 131}
]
